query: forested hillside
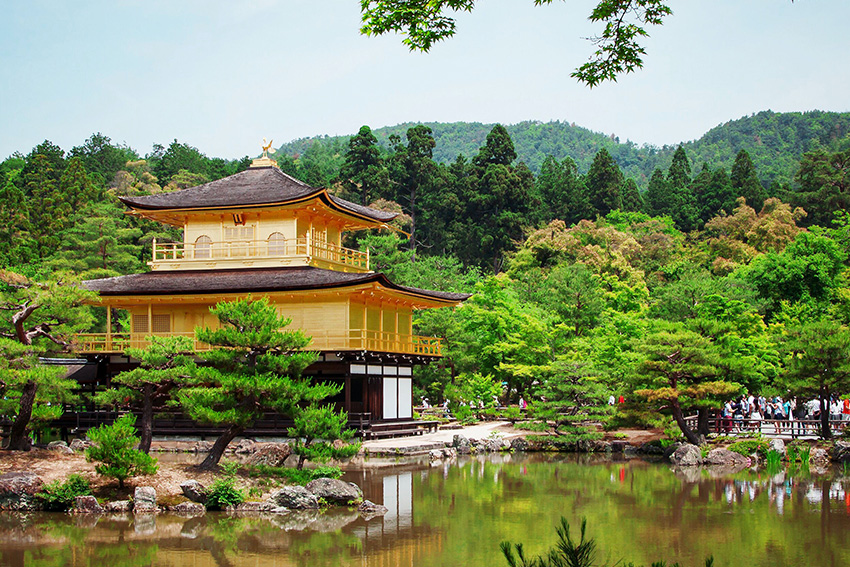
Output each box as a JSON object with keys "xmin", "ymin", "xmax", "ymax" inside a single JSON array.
[
  {"xmin": 278, "ymin": 110, "xmax": 850, "ymax": 189},
  {"xmin": 2, "ymin": 114, "xmax": 850, "ymax": 445}
]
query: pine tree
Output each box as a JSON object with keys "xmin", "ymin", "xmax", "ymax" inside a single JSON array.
[
  {"xmin": 178, "ymin": 296, "xmax": 334, "ymax": 470},
  {"xmin": 780, "ymin": 318, "xmax": 850, "ymax": 439},
  {"xmin": 0, "ymin": 270, "xmax": 93, "ymax": 450},
  {"xmin": 95, "ymin": 336, "xmax": 195, "ymax": 453}
]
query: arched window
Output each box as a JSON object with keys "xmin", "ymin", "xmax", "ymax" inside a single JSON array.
[
  {"xmin": 268, "ymin": 232, "xmax": 286, "ymax": 256},
  {"xmin": 194, "ymin": 235, "xmax": 212, "ymax": 259}
]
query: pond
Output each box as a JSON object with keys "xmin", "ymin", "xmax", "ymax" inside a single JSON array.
[{"xmin": 1, "ymin": 453, "xmax": 849, "ymax": 567}]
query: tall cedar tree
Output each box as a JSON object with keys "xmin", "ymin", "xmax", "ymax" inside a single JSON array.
[
  {"xmin": 584, "ymin": 148, "xmax": 623, "ymax": 216},
  {"xmin": 339, "ymin": 125, "xmax": 389, "ymax": 206},
  {"xmin": 95, "ymin": 336, "xmax": 195, "ymax": 453},
  {"xmin": 462, "ymin": 125, "xmax": 534, "ymax": 273},
  {"xmin": 793, "ymin": 146, "xmax": 850, "ymax": 227},
  {"xmin": 620, "ymin": 178, "xmax": 644, "ymax": 213},
  {"xmin": 178, "ymin": 297, "xmax": 334, "ymax": 470},
  {"xmin": 644, "ymin": 168, "xmax": 668, "ymax": 217},
  {"xmin": 665, "ymin": 146, "xmax": 699, "ymax": 231},
  {"xmin": 536, "ymin": 156, "xmax": 593, "ymax": 224},
  {"xmin": 780, "ymin": 319, "xmax": 850, "ymax": 439},
  {"xmin": 389, "ymin": 125, "xmax": 437, "ymax": 254},
  {"xmin": 731, "ymin": 149, "xmax": 765, "ymax": 212},
  {"xmin": 0, "ymin": 270, "xmax": 93, "ymax": 450}
]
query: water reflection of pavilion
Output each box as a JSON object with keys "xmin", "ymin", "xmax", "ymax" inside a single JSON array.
[{"xmin": 349, "ymin": 469, "xmax": 443, "ymax": 567}]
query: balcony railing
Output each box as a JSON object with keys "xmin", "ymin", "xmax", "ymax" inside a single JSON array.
[
  {"xmin": 73, "ymin": 330, "xmax": 442, "ymax": 357},
  {"xmin": 151, "ymin": 237, "xmax": 369, "ymax": 271}
]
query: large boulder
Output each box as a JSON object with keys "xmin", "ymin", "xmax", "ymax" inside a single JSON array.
[
  {"xmin": 69, "ymin": 439, "xmax": 92, "ymax": 452},
  {"xmin": 703, "ymin": 448, "xmax": 749, "ymax": 467},
  {"xmin": 453, "ymin": 434, "xmax": 471, "ymax": 454},
  {"xmin": 133, "ymin": 486, "xmax": 157, "ymax": 513},
  {"xmin": 833, "ymin": 441, "xmax": 850, "ymax": 464},
  {"xmin": 245, "ymin": 443, "xmax": 292, "ymax": 467},
  {"xmin": 810, "ymin": 448, "xmax": 830, "ymax": 467},
  {"xmin": 180, "ymin": 480, "xmax": 208, "ymax": 504},
  {"xmin": 269, "ymin": 486, "xmax": 319, "ymax": 510},
  {"xmin": 0, "ymin": 472, "xmax": 44, "ymax": 511},
  {"xmin": 47, "ymin": 441, "xmax": 74, "ymax": 455},
  {"xmin": 305, "ymin": 478, "xmax": 363, "ymax": 505},
  {"xmin": 669, "ymin": 444, "xmax": 702, "ymax": 466},
  {"xmin": 662, "ymin": 442, "xmax": 683, "ymax": 461},
  {"xmin": 72, "ymin": 495, "xmax": 103, "ymax": 514}
]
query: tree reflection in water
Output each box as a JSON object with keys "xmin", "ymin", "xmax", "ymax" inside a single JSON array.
[{"xmin": 0, "ymin": 455, "xmax": 848, "ymax": 567}]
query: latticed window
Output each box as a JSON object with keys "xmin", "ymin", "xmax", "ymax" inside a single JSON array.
[
  {"xmin": 132, "ymin": 314, "xmax": 171, "ymax": 334},
  {"xmin": 195, "ymin": 235, "xmax": 212, "ymax": 259},
  {"xmin": 132, "ymin": 314, "xmax": 148, "ymax": 334},
  {"xmin": 151, "ymin": 314, "xmax": 171, "ymax": 334},
  {"xmin": 268, "ymin": 232, "xmax": 286, "ymax": 256}
]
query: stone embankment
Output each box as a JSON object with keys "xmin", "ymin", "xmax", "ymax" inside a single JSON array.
[{"xmin": 0, "ymin": 470, "xmax": 386, "ymax": 522}]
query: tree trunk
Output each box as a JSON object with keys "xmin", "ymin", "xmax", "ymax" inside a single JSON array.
[
  {"xmin": 6, "ymin": 380, "xmax": 36, "ymax": 451},
  {"xmin": 697, "ymin": 407, "xmax": 710, "ymax": 438},
  {"xmin": 197, "ymin": 424, "xmax": 244, "ymax": 470},
  {"xmin": 297, "ymin": 453, "xmax": 307, "ymax": 470},
  {"xmin": 139, "ymin": 383, "xmax": 153, "ymax": 454},
  {"xmin": 671, "ymin": 400, "xmax": 701, "ymax": 446},
  {"xmin": 820, "ymin": 391, "xmax": 832, "ymax": 440}
]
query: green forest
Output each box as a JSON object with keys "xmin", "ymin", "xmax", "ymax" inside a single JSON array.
[{"xmin": 2, "ymin": 109, "xmax": 850, "ymax": 445}]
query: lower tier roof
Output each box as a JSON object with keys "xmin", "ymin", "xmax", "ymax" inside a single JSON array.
[{"xmin": 83, "ymin": 266, "xmax": 470, "ymax": 304}]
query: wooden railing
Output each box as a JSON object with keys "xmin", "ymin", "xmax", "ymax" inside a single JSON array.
[
  {"xmin": 683, "ymin": 414, "xmax": 849, "ymax": 439},
  {"xmin": 151, "ymin": 236, "xmax": 369, "ymax": 271},
  {"xmin": 73, "ymin": 329, "xmax": 442, "ymax": 356}
]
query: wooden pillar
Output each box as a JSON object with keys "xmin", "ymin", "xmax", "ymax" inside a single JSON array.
[{"xmin": 106, "ymin": 305, "xmax": 112, "ymax": 351}]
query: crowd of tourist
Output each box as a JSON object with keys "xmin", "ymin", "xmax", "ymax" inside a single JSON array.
[{"xmin": 719, "ymin": 394, "xmax": 850, "ymax": 434}]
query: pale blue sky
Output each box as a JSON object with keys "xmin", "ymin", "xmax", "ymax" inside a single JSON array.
[{"xmin": 1, "ymin": 1, "xmax": 848, "ymax": 160}]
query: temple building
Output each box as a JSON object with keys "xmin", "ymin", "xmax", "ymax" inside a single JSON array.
[{"xmin": 74, "ymin": 150, "xmax": 468, "ymax": 433}]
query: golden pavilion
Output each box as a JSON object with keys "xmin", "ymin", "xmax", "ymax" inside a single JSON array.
[{"xmin": 75, "ymin": 151, "xmax": 467, "ymax": 429}]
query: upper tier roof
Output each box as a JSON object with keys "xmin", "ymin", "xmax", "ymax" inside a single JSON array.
[
  {"xmin": 118, "ymin": 166, "xmax": 397, "ymax": 223},
  {"xmin": 83, "ymin": 266, "xmax": 471, "ymax": 304}
]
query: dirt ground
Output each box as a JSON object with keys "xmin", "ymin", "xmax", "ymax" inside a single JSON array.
[{"xmin": 0, "ymin": 448, "xmax": 220, "ymax": 502}]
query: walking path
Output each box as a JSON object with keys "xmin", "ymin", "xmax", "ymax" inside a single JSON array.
[{"xmin": 361, "ymin": 421, "xmax": 514, "ymax": 456}]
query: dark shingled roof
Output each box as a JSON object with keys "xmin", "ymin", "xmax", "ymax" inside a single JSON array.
[
  {"xmin": 119, "ymin": 166, "xmax": 397, "ymax": 222},
  {"xmin": 84, "ymin": 267, "xmax": 471, "ymax": 303}
]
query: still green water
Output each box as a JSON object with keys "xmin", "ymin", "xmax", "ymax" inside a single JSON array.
[{"xmin": 1, "ymin": 454, "xmax": 848, "ymax": 567}]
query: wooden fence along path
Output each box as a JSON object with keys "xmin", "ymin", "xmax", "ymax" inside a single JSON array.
[{"xmin": 683, "ymin": 415, "xmax": 848, "ymax": 438}]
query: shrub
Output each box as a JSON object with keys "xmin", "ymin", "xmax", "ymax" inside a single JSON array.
[
  {"xmin": 205, "ymin": 476, "xmax": 245, "ymax": 510},
  {"xmin": 728, "ymin": 438, "xmax": 770, "ymax": 458},
  {"xmin": 36, "ymin": 474, "xmax": 92, "ymax": 511},
  {"xmin": 85, "ymin": 414, "xmax": 159, "ymax": 489}
]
